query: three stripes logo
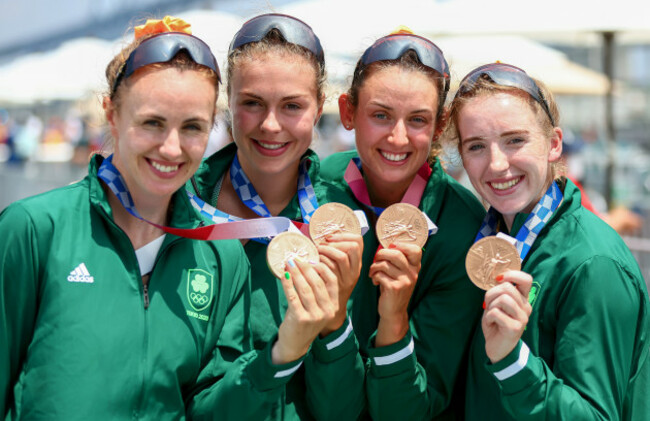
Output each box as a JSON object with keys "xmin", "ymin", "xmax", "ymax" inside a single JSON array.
[{"xmin": 67, "ymin": 263, "xmax": 95, "ymax": 283}]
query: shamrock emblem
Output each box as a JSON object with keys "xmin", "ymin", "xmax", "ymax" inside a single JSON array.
[{"xmin": 192, "ymin": 274, "xmax": 209, "ymax": 294}]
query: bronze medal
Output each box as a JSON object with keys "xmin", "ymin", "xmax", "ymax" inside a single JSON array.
[
  {"xmin": 309, "ymin": 202, "xmax": 361, "ymax": 245},
  {"xmin": 376, "ymin": 203, "xmax": 428, "ymax": 248},
  {"xmin": 465, "ymin": 236, "xmax": 521, "ymax": 290},
  {"xmin": 266, "ymin": 231, "xmax": 319, "ymax": 279}
]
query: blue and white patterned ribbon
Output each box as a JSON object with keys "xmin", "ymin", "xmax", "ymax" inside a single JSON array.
[
  {"xmin": 474, "ymin": 181, "xmax": 563, "ymax": 261},
  {"xmin": 98, "ymin": 155, "xmax": 292, "ymax": 241},
  {"xmin": 230, "ymin": 154, "xmax": 319, "ymax": 223},
  {"xmin": 98, "ymin": 155, "xmax": 144, "ymax": 221}
]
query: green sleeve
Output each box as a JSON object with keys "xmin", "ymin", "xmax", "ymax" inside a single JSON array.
[
  {"xmin": 365, "ymin": 278, "xmax": 483, "ymax": 420},
  {"xmin": 304, "ymin": 318, "xmax": 366, "ymax": 420},
  {"xmin": 0, "ymin": 204, "xmax": 39, "ymax": 416},
  {"xmin": 487, "ymin": 256, "xmax": 649, "ymax": 420},
  {"xmin": 187, "ymin": 250, "xmax": 305, "ymax": 420}
]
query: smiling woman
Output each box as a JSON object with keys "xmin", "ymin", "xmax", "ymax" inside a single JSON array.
[
  {"xmin": 105, "ymin": 66, "xmax": 215, "ymax": 222},
  {"xmin": 444, "ymin": 62, "xmax": 650, "ymax": 421},
  {"xmin": 0, "ymin": 16, "xmax": 307, "ymax": 420},
  {"xmin": 187, "ymin": 13, "xmax": 365, "ymax": 420},
  {"xmin": 456, "ymin": 91, "xmax": 562, "ymax": 230},
  {"xmin": 319, "ymin": 29, "xmax": 487, "ymax": 420}
]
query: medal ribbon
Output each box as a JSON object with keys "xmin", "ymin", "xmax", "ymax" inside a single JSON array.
[
  {"xmin": 231, "ymin": 155, "xmax": 319, "ymax": 222},
  {"xmin": 344, "ymin": 157, "xmax": 436, "ymax": 236},
  {"xmin": 344, "ymin": 157, "xmax": 431, "ymax": 215},
  {"xmin": 98, "ymin": 155, "xmax": 292, "ymax": 241},
  {"xmin": 474, "ymin": 181, "xmax": 563, "ymax": 261}
]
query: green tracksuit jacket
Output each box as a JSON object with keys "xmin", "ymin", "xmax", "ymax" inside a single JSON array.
[
  {"xmin": 0, "ymin": 155, "xmax": 300, "ymax": 420},
  {"xmin": 465, "ymin": 178, "xmax": 650, "ymax": 420},
  {"xmin": 320, "ymin": 150, "xmax": 486, "ymax": 420},
  {"xmin": 188, "ymin": 143, "xmax": 366, "ymax": 421}
]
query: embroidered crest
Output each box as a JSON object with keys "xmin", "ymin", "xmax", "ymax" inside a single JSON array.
[{"xmin": 186, "ymin": 269, "xmax": 213, "ymax": 312}]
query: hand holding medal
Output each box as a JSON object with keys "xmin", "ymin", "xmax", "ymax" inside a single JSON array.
[
  {"xmin": 309, "ymin": 202, "xmax": 364, "ymax": 335},
  {"xmin": 267, "ymin": 203, "xmax": 363, "ymax": 363},
  {"xmin": 266, "ymin": 202, "xmax": 361, "ymax": 278},
  {"xmin": 268, "ymin": 231, "xmax": 338, "ymax": 364},
  {"xmin": 371, "ymin": 203, "xmax": 428, "ymax": 346},
  {"xmin": 465, "ymin": 236, "xmax": 533, "ymax": 363}
]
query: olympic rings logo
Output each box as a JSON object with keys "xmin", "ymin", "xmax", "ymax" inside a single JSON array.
[{"xmin": 190, "ymin": 292, "xmax": 209, "ymax": 305}]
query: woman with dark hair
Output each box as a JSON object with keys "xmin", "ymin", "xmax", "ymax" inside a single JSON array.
[{"xmin": 320, "ymin": 30, "xmax": 486, "ymax": 419}]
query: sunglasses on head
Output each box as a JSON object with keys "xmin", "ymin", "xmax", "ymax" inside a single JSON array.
[
  {"xmin": 112, "ymin": 32, "xmax": 220, "ymax": 94},
  {"xmin": 457, "ymin": 63, "xmax": 555, "ymax": 126},
  {"xmin": 229, "ymin": 13, "xmax": 324, "ymax": 65},
  {"xmin": 357, "ymin": 33, "xmax": 450, "ymax": 97}
]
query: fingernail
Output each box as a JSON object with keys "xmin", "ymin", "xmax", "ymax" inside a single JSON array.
[
  {"xmin": 288, "ymin": 259, "xmax": 296, "ymax": 268},
  {"xmin": 389, "ymin": 243, "xmax": 397, "ymax": 249},
  {"xmin": 482, "ymin": 301, "xmax": 486, "ymax": 309},
  {"xmin": 308, "ymin": 260, "xmax": 318, "ymax": 265},
  {"xmin": 495, "ymin": 274, "xmax": 504, "ymax": 282},
  {"xmin": 284, "ymin": 272, "xmax": 291, "ymax": 280}
]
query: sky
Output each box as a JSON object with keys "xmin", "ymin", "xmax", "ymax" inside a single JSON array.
[{"xmin": 0, "ymin": 0, "xmax": 297, "ymax": 57}]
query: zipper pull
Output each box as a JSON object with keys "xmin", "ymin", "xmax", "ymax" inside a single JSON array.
[{"xmin": 143, "ymin": 283, "xmax": 150, "ymax": 309}]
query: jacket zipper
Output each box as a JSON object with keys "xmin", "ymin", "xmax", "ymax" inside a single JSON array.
[{"xmin": 143, "ymin": 283, "xmax": 150, "ymax": 309}]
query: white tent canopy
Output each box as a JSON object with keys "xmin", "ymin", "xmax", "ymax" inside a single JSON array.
[
  {"xmin": 437, "ymin": 35, "xmax": 610, "ymax": 95},
  {"xmin": 279, "ymin": 0, "xmax": 610, "ymax": 100},
  {"xmin": 0, "ymin": 9, "xmax": 244, "ymax": 106},
  {"xmin": 412, "ymin": 0, "xmax": 650, "ymax": 43},
  {"xmin": 321, "ymin": 34, "xmax": 610, "ymax": 113},
  {"xmin": 278, "ymin": 0, "xmax": 437, "ymax": 56},
  {"xmin": 0, "ymin": 4, "xmax": 617, "ymax": 105},
  {"xmin": 0, "ymin": 37, "xmax": 115, "ymax": 105},
  {"xmin": 175, "ymin": 9, "xmax": 244, "ymax": 64}
]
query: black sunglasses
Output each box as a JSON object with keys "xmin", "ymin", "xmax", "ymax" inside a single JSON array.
[
  {"xmin": 228, "ymin": 13, "xmax": 324, "ymax": 66},
  {"xmin": 356, "ymin": 33, "xmax": 450, "ymax": 99},
  {"xmin": 112, "ymin": 32, "xmax": 220, "ymax": 94},
  {"xmin": 457, "ymin": 63, "xmax": 555, "ymax": 126}
]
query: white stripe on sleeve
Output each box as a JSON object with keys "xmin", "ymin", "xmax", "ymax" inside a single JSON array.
[
  {"xmin": 373, "ymin": 337, "xmax": 414, "ymax": 366},
  {"xmin": 273, "ymin": 361, "xmax": 303, "ymax": 378},
  {"xmin": 326, "ymin": 318, "xmax": 353, "ymax": 351},
  {"xmin": 493, "ymin": 342, "xmax": 530, "ymax": 381}
]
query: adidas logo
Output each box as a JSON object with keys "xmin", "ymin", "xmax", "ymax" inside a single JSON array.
[{"xmin": 67, "ymin": 263, "xmax": 95, "ymax": 283}]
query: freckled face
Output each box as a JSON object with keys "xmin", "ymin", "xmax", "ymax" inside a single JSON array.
[
  {"xmin": 458, "ymin": 92, "xmax": 562, "ymax": 228},
  {"xmin": 109, "ymin": 67, "xmax": 216, "ymax": 203}
]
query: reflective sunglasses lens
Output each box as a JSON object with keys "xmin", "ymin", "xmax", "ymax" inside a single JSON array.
[
  {"xmin": 361, "ymin": 35, "xmax": 447, "ymax": 77},
  {"xmin": 129, "ymin": 34, "xmax": 219, "ymax": 79},
  {"xmin": 115, "ymin": 34, "xmax": 219, "ymax": 93},
  {"xmin": 459, "ymin": 64, "xmax": 554, "ymax": 125},
  {"xmin": 229, "ymin": 14, "xmax": 323, "ymax": 63}
]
